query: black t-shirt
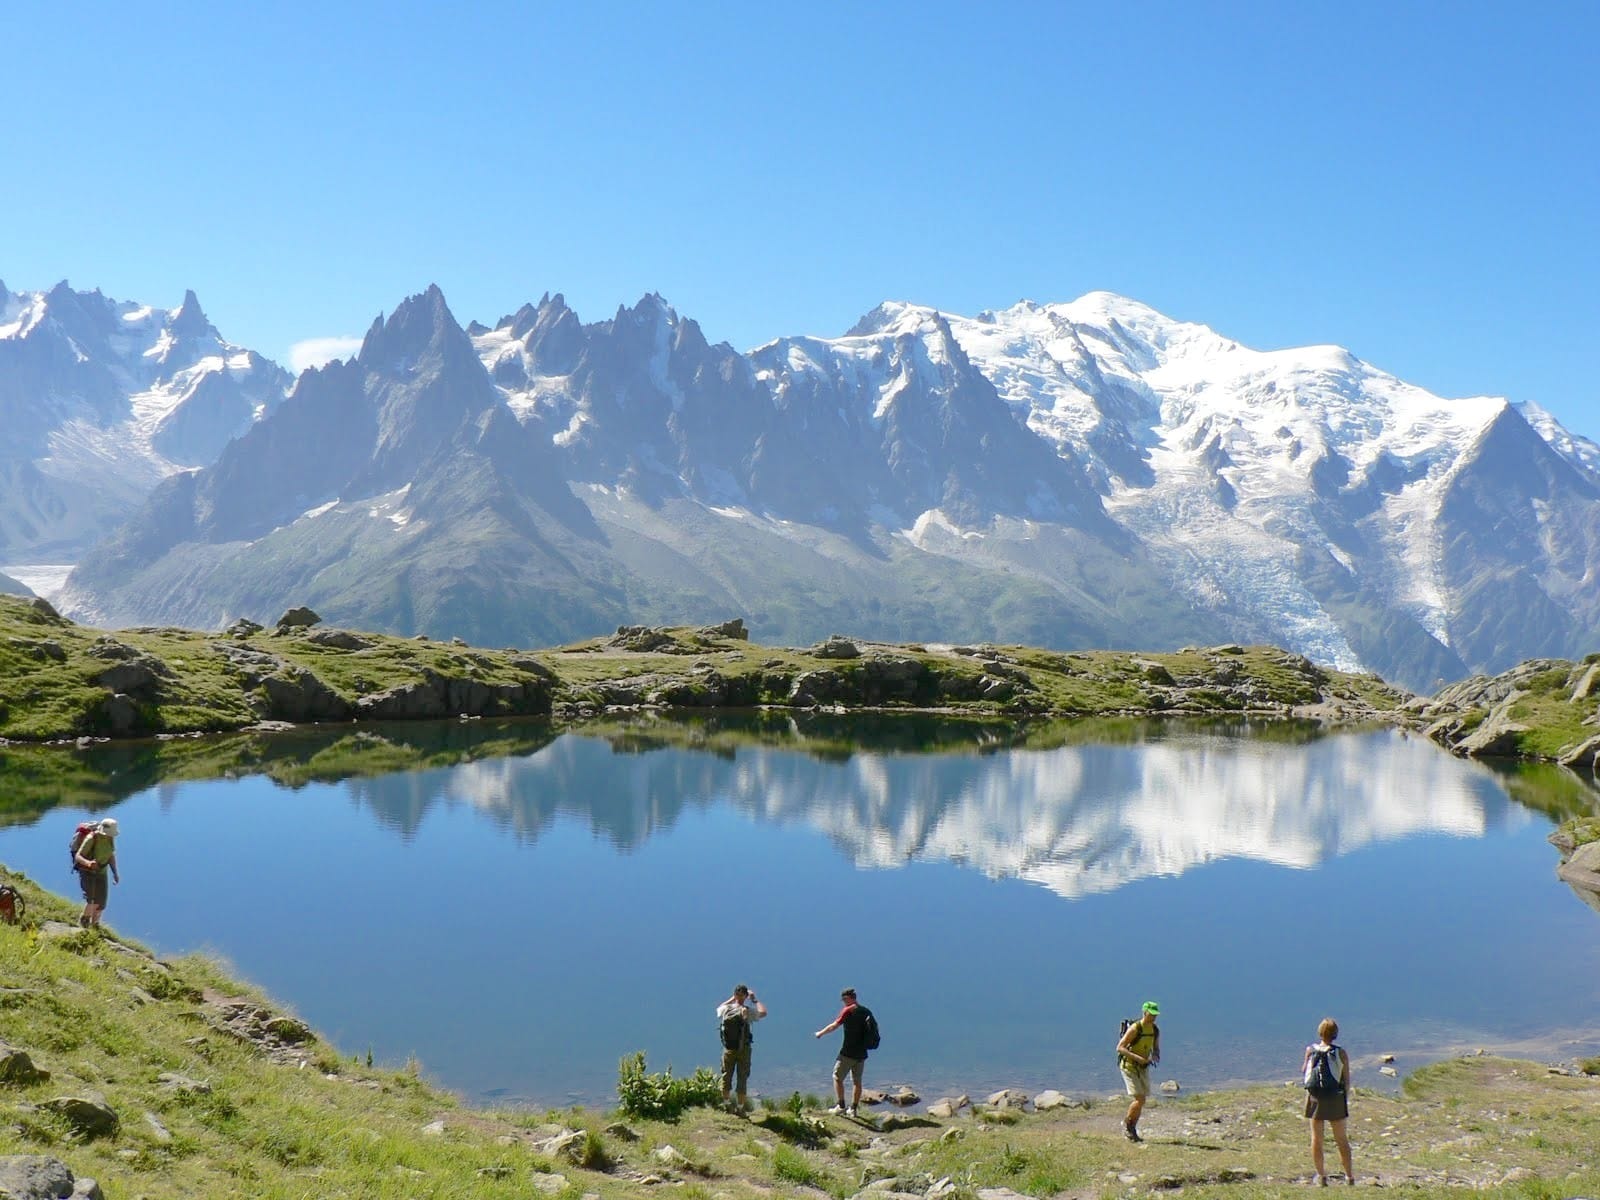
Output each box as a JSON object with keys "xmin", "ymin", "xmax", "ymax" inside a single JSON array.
[{"xmin": 839, "ymin": 1004, "xmax": 872, "ymax": 1060}]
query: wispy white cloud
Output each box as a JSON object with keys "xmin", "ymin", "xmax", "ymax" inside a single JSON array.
[{"xmin": 289, "ymin": 335, "xmax": 363, "ymax": 372}]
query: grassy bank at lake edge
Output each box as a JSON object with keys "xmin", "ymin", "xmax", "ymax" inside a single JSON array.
[
  {"xmin": 1, "ymin": 872, "xmax": 1597, "ymax": 1200},
  {"xmin": 1, "ymin": 593, "xmax": 1410, "ymax": 744}
]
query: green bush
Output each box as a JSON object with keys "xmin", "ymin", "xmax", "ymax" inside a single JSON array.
[
  {"xmin": 616, "ymin": 1051, "xmax": 721, "ymax": 1120},
  {"xmin": 772, "ymin": 1143, "xmax": 826, "ymax": 1188}
]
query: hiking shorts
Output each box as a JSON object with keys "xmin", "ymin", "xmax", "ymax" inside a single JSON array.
[
  {"xmin": 720, "ymin": 1046, "xmax": 752, "ymax": 1096},
  {"xmin": 1120, "ymin": 1062, "xmax": 1150, "ymax": 1098},
  {"xmin": 1304, "ymin": 1089, "xmax": 1349, "ymax": 1121},
  {"xmin": 78, "ymin": 868, "xmax": 109, "ymax": 907},
  {"xmin": 833, "ymin": 1055, "xmax": 864, "ymax": 1087}
]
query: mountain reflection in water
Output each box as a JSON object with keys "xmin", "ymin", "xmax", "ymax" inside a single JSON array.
[
  {"xmin": 339, "ymin": 720, "xmax": 1520, "ymax": 898},
  {"xmin": 2, "ymin": 714, "xmax": 1595, "ymax": 1107}
]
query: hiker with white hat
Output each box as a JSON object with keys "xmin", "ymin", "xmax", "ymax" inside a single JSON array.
[{"xmin": 72, "ymin": 817, "xmax": 121, "ymax": 929}]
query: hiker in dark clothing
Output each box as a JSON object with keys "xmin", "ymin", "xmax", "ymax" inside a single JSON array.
[
  {"xmin": 815, "ymin": 987, "xmax": 872, "ymax": 1116},
  {"xmin": 715, "ymin": 984, "xmax": 766, "ymax": 1112}
]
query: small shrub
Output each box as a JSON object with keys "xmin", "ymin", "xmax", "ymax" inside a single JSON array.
[
  {"xmin": 977, "ymin": 1109, "xmax": 1020, "ymax": 1126},
  {"xmin": 616, "ymin": 1051, "xmax": 720, "ymax": 1120},
  {"xmin": 772, "ymin": 1144, "xmax": 825, "ymax": 1188},
  {"xmin": 997, "ymin": 1143, "xmax": 1030, "ymax": 1175},
  {"xmin": 579, "ymin": 1128, "xmax": 611, "ymax": 1170},
  {"xmin": 1579, "ymin": 1057, "xmax": 1600, "ymax": 1076}
]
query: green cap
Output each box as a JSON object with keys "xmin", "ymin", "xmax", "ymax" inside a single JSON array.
[{"xmin": 1142, "ymin": 1001, "xmax": 1160, "ymax": 1016}]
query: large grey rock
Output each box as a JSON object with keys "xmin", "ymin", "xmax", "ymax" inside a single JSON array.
[
  {"xmin": 1559, "ymin": 734, "xmax": 1600, "ymax": 771},
  {"xmin": 99, "ymin": 693, "xmax": 144, "ymax": 736},
  {"xmin": 1454, "ymin": 712, "xmax": 1528, "ymax": 757},
  {"xmin": 275, "ymin": 606, "xmax": 322, "ymax": 631},
  {"xmin": 38, "ymin": 1094, "xmax": 118, "ymax": 1138},
  {"xmin": 260, "ymin": 668, "xmax": 351, "ymax": 722},
  {"xmin": 304, "ymin": 628, "xmax": 374, "ymax": 650},
  {"xmin": 0, "ymin": 1155, "xmax": 74, "ymax": 1199},
  {"xmin": 814, "ymin": 636, "xmax": 861, "ymax": 660},
  {"xmin": 0, "ymin": 1043, "xmax": 51, "ymax": 1085},
  {"xmin": 982, "ymin": 1088, "xmax": 1029, "ymax": 1110}
]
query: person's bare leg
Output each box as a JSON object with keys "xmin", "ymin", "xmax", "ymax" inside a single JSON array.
[
  {"xmin": 1310, "ymin": 1119, "xmax": 1327, "ymax": 1182},
  {"xmin": 1331, "ymin": 1119, "xmax": 1354, "ymax": 1183}
]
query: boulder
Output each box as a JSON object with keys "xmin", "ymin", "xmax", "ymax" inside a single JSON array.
[
  {"xmin": 1160, "ymin": 1079, "xmax": 1181, "ymax": 1093},
  {"xmin": 1033, "ymin": 1089, "xmax": 1072, "ymax": 1110},
  {"xmin": 814, "ymin": 636, "xmax": 861, "ymax": 660},
  {"xmin": 789, "ymin": 669, "xmax": 847, "ymax": 706},
  {"xmin": 38, "ymin": 1094, "xmax": 118, "ymax": 1139},
  {"xmin": 275, "ymin": 606, "xmax": 322, "ymax": 631},
  {"xmin": 260, "ymin": 668, "xmax": 351, "ymax": 722},
  {"xmin": 1557, "ymin": 839, "xmax": 1600, "ymax": 904},
  {"xmin": 1454, "ymin": 712, "xmax": 1528, "ymax": 758},
  {"xmin": 983, "ymin": 1088, "xmax": 1029, "ymax": 1110},
  {"xmin": 304, "ymin": 628, "xmax": 374, "ymax": 650},
  {"xmin": 223, "ymin": 617, "xmax": 264, "ymax": 638},
  {"xmin": 0, "ymin": 1044, "xmax": 50, "ymax": 1085},
  {"xmin": 886, "ymin": 1085, "xmax": 920, "ymax": 1106},
  {"xmin": 98, "ymin": 693, "xmax": 144, "ymax": 736},
  {"xmin": 1559, "ymin": 734, "xmax": 1600, "ymax": 771},
  {"xmin": 653, "ymin": 1146, "xmax": 692, "ymax": 1170},
  {"xmin": 0, "ymin": 1156, "xmax": 74, "ymax": 1199},
  {"xmin": 697, "ymin": 618, "xmax": 749, "ymax": 640},
  {"xmin": 529, "ymin": 1172, "xmax": 568, "ymax": 1194},
  {"xmin": 156, "ymin": 1072, "xmax": 212, "ymax": 1095},
  {"xmin": 28, "ymin": 597, "xmax": 65, "ymax": 623},
  {"xmin": 609, "ymin": 625, "xmax": 676, "ymax": 652}
]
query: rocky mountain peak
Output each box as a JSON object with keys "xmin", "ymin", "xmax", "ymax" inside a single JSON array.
[{"xmin": 168, "ymin": 289, "xmax": 213, "ymax": 340}]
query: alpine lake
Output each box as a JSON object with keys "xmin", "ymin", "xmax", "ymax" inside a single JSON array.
[{"xmin": 2, "ymin": 712, "xmax": 1597, "ymax": 1110}]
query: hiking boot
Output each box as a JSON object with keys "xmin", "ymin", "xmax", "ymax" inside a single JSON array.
[
  {"xmin": 847, "ymin": 1106, "xmax": 859, "ymax": 1118},
  {"xmin": 827, "ymin": 1104, "xmax": 846, "ymax": 1115},
  {"xmin": 1124, "ymin": 1122, "xmax": 1142, "ymax": 1143}
]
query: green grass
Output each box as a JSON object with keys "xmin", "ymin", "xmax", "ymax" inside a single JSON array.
[{"xmin": 1, "ymin": 594, "xmax": 1418, "ymax": 746}]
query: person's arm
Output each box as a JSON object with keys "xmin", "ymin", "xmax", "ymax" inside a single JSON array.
[
  {"xmin": 814, "ymin": 1007, "xmax": 845, "ymax": 1038},
  {"xmin": 750, "ymin": 996, "xmax": 768, "ymax": 1020},
  {"xmin": 109, "ymin": 851, "xmax": 119, "ymax": 884},
  {"xmin": 74, "ymin": 836, "xmax": 97, "ymax": 872},
  {"xmin": 1339, "ymin": 1048, "xmax": 1351, "ymax": 1088}
]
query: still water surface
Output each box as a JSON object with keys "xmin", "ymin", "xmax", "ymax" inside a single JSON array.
[{"xmin": 2, "ymin": 717, "xmax": 1597, "ymax": 1107}]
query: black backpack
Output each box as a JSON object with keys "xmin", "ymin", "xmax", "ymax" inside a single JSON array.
[
  {"xmin": 1304, "ymin": 1045, "xmax": 1343, "ymax": 1096},
  {"xmin": 720, "ymin": 1009, "xmax": 749, "ymax": 1052},
  {"xmin": 861, "ymin": 1007, "xmax": 881, "ymax": 1051}
]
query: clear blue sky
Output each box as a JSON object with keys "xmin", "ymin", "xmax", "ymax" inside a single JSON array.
[{"xmin": 4, "ymin": 2, "xmax": 1597, "ymax": 436}]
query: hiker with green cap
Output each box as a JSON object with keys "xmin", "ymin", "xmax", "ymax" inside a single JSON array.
[{"xmin": 1116, "ymin": 1000, "xmax": 1162, "ymax": 1142}]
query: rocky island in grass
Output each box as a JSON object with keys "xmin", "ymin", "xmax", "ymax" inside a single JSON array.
[{"xmin": 0, "ymin": 593, "xmax": 1413, "ymax": 744}]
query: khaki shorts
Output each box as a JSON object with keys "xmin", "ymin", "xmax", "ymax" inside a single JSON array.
[
  {"xmin": 833, "ymin": 1055, "xmax": 864, "ymax": 1086},
  {"xmin": 1121, "ymin": 1062, "xmax": 1150, "ymax": 1098},
  {"xmin": 78, "ymin": 868, "xmax": 109, "ymax": 908}
]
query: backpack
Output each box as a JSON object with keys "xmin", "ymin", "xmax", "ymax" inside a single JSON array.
[
  {"xmin": 69, "ymin": 822, "xmax": 97, "ymax": 874},
  {"xmin": 0, "ymin": 885, "xmax": 23, "ymax": 925},
  {"xmin": 861, "ymin": 1008, "xmax": 881, "ymax": 1051},
  {"xmin": 720, "ymin": 1009, "xmax": 749, "ymax": 1052},
  {"xmin": 1304, "ymin": 1044, "xmax": 1343, "ymax": 1096}
]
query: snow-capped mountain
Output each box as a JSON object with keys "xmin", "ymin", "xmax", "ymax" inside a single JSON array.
[
  {"xmin": 46, "ymin": 282, "xmax": 1600, "ymax": 689},
  {"xmin": 0, "ymin": 279, "xmax": 291, "ymax": 562}
]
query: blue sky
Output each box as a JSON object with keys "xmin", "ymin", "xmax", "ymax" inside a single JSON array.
[{"xmin": 4, "ymin": 2, "xmax": 1597, "ymax": 436}]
